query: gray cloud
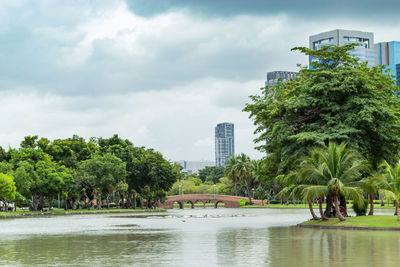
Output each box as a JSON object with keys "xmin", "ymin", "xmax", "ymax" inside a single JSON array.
[
  {"xmin": 126, "ymin": 0, "xmax": 400, "ymax": 20},
  {"xmin": 1, "ymin": 0, "xmax": 400, "ymax": 161}
]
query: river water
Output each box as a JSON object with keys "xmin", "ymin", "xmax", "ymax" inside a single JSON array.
[{"xmin": 0, "ymin": 208, "xmax": 398, "ymax": 266}]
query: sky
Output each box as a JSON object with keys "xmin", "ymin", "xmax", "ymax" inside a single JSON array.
[{"xmin": 1, "ymin": 0, "xmax": 400, "ymax": 161}]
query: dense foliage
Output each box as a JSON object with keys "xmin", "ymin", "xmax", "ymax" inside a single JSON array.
[
  {"xmin": 244, "ymin": 44, "xmax": 400, "ymax": 221},
  {"xmin": 244, "ymin": 44, "xmax": 400, "ymax": 174},
  {"xmin": 0, "ymin": 134, "xmax": 179, "ymax": 210}
]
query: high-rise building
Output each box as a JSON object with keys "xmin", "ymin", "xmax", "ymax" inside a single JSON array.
[
  {"xmin": 309, "ymin": 29, "xmax": 376, "ymax": 67},
  {"xmin": 265, "ymin": 71, "xmax": 298, "ymax": 86},
  {"xmin": 375, "ymin": 41, "xmax": 400, "ymax": 86},
  {"xmin": 215, "ymin": 122, "xmax": 234, "ymax": 167}
]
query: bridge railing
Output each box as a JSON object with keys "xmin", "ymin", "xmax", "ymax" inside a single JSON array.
[{"xmin": 166, "ymin": 194, "xmax": 266, "ymax": 204}]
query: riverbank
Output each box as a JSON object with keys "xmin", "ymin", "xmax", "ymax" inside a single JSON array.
[
  {"xmin": 243, "ymin": 203, "xmax": 395, "ymax": 209},
  {"xmin": 299, "ymin": 215, "xmax": 400, "ymax": 230},
  {"xmin": 0, "ymin": 208, "xmax": 166, "ymax": 218}
]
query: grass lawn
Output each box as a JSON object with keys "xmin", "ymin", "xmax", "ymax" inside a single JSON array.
[
  {"xmin": 243, "ymin": 203, "xmax": 324, "ymax": 209},
  {"xmin": 301, "ymin": 215, "xmax": 400, "ymax": 228},
  {"xmin": 0, "ymin": 208, "xmax": 163, "ymax": 217},
  {"xmin": 243, "ymin": 203, "xmax": 396, "ymax": 209}
]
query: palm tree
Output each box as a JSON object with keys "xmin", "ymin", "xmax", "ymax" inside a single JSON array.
[
  {"xmin": 302, "ymin": 185, "xmax": 329, "ymax": 220},
  {"xmin": 358, "ymin": 175, "xmax": 386, "ymax": 215},
  {"xmin": 235, "ymin": 153, "xmax": 254, "ymax": 205},
  {"xmin": 380, "ymin": 160, "xmax": 400, "ymax": 216},
  {"xmin": 299, "ymin": 142, "xmax": 368, "ymax": 221},
  {"xmin": 276, "ymin": 172, "xmax": 325, "ymax": 220},
  {"xmin": 225, "ymin": 155, "xmax": 239, "ymax": 196}
]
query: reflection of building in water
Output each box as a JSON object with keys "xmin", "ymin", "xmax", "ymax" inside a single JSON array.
[{"xmin": 177, "ymin": 160, "xmax": 215, "ymax": 175}]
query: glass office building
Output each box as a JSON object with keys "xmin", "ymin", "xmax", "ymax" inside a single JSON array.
[
  {"xmin": 215, "ymin": 123, "xmax": 234, "ymax": 167},
  {"xmin": 375, "ymin": 41, "xmax": 400, "ymax": 86},
  {"xmin": 265, "ymin": 71, "xmax": 298, "ymax": 86},
  {"xmin": 309, "ymin": 29, "xmax": 376, "ymax": 67}
]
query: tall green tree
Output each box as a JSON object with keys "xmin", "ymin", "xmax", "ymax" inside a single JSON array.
[
  {"xmin": 0, "ymin": 173, "xmax": 16, "ymax": 211},
  {"xmin": 225, "ymin": 155, "xmax": 239, "ymax": 196},
  {"xmin": 235, "ymin": 153, "xmax": 256, "ymax": 205},
  {"xmin": 244, "ymin": 44, "xmax": 400, "ymax": 174},
  {"xmin": 198, "ymin": 166, "xmax": 225, "ymax": 184},
  {"xmin": 78, "ymin": 154, "xmax": 126, "ymax": 209}
]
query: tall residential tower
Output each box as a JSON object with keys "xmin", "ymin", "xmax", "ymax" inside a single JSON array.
[{"xmin": 215, "ymin": 122, "xmax": 234, "ymax": 167}]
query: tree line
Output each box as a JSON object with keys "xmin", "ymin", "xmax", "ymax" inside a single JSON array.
[
  {"xmin": 0, "ymin": 134, "xmax": 179, "ymax": 211},
  {"xmin": 244, "ymin": 44, "xmax": 400, "ymax": 221}
]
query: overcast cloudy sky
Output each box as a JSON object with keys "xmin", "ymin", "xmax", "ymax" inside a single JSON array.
[{"xmin": 1, "ymin": 0, "xmax": 400, "ymax": 161}]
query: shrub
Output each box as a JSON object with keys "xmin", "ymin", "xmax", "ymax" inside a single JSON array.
[
  {"xmin": 352, "ymin": 198, "xmax": 369, "ymax": 216},
  {"xmin": 239, "ymin": 199, "xmax": 249, "ymax": 206}
]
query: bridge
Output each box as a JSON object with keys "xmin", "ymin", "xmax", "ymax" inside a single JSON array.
[{"xmin": 160, "ymin": 194, "xmax": 266, "ymax": 209}]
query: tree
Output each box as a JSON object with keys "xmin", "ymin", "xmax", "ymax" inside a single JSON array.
[
  {"xmin": 380, "ymin": 160, "xmax": 400, "ymax": 216},
  {"xmin": 0, "ymin": 173, "xmax": 16, "ymax": 211},
  {"xmin": 299, "ymin": 142, "xmax": 367, "ymax": 221},
  {"xmin": 78, "ymin": 154, "xmax": 126, "ymax": 209},
  {"xmin": 235, "ymin": 153, "xmax": 256, "ymax": 205},
  {"xmin": 225, "ymin": 155, "xmax": 239, "ymax": 196},
  {"xmin": 198, "ymin": 166, "xmax": 224, "ymax": 184},
  {"xmin": 358, "ymin": 175, "xmax": 386, "ymax": 215},
  {"xmin": 20, "ymin": 135, "xmax": 39, "ymax": 149},
  {"xmin": 35, "ymin": 161, "xmax": 73, "ymax": 210},
  {"xmin": 244, "ymin": 44, "xmax": 400, "ymax": 174}
]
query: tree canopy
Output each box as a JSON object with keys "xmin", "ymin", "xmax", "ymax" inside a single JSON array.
[{"xmin": 244, "ymin": 44, "xmax": 400, "ymax": 174}]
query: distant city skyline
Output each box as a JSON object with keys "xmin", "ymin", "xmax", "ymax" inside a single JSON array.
[{"xmin": 0, "ymin": 1, "xmax": 400, "ymax": 161}]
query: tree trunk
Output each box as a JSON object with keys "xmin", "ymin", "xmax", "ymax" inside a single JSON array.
[
  {"xmin": 308, "ymin": 201, "xmax": 320, "ymax": 220},
  {"xmin": 133, "ymin": 193, "xmax": 137, "ymax": 209},
  {"xmin": 139, "ymin": 197, "xmax": 143, "ymax": 209},
  {"xmin": 98, "ymin": 194, "xmax": 102, "ymax": 210},
  {"xmin": 32, "ymin": 195, "xmax": 38, "ymax": 211},
  {"xmin": 339, "ymin": 194, "xmax": 347, "ymax": 215},
  {"xmin": 147, "ymin": 198, "xmax": 152, "ymax": 209},
  {"xmin": 318, "ymin": 198, "xmax": 328, "ymax": 220},
  {"xmin": 245, "ymin": 181, "xmax": 252, "ymax": 205},
  {"xmin": 40, "ymin": 195, "xmax": 44, "ymax": 211},
  {"xmin": 3, "ymin": 201, "xmax": 7, "ymax": 212},
  {"xmin": 120, "ymin": 194, "xmax": 124, "ymax": 209},
  {"xmin": 234, "ymin": 181, "xmax": 238, "ymax": 196},
  {"xmin": 324, "ymin": 193, "xmax": 333, "ymax": 218},
  {"xmin": 397, "ymin": 201, "xmax": 400, "ymax": 221},
  {"xmin": 379, "ymin": 193, "xmax": 385, "ymax": 206},
  {"xmin": 395, "ymin": 200, "xmax": 399, "ymax": 216},
  {"xmin": 333, "ymin": 195, "xmax": 346, "ymax": 221},
  {"xmin": 368, "ymin": 194, "xmax": 374, "ymax": 215},
  {"xmin": 48, "ymin": 198, "xmax": 52, "ymax": 211},
  {"xmin": 106, "ymin": 196, "xmax": 110, "ymax": 209}
]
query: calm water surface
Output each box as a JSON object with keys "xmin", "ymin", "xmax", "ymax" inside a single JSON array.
[{"xmin": 0, "ymin": 208, "xmax": 398, "ymax": 266}]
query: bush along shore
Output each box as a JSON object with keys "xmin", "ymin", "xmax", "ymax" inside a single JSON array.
[{"xmin": 0, "ymin": 208, "xmax": 166, "ymax": 218}]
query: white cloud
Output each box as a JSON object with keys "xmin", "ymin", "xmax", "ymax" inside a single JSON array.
[{"xmin": 1, "ymin": 1, "xmax": 400, "ymax": 162}]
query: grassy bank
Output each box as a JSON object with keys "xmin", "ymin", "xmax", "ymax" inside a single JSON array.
[
  {"xmin": 300, "ymin": 215, "xmax": 400, "ymax": 229},
  {"xmin": 0, "ymin": 208, "xmax": 165, "ymax": 218},
  {"xmin": 242, "ymin": 203, "xmax": 395, "ymax": 209}
]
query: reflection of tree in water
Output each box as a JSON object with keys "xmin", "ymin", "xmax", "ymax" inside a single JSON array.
[
  {"xmin": 0, "ymin": 231, "xmax": 180, "ymax": 266},
  {"xmin": 267, "ymin": 227, "xmax": 400, "ymax": 267},
  {"xmin": 216, "ymin": 228, "xmax": 270, "ymax": 266}
]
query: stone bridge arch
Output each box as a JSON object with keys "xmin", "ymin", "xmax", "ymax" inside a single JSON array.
[{"xmin": 160, "ymin": 194, "xmax": 253, "ymax": 209}]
